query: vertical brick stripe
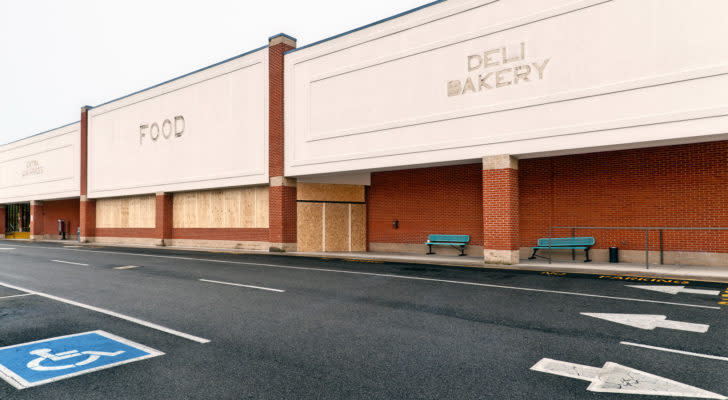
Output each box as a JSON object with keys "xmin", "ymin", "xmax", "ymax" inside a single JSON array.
[
  {"xmin": 30, "ymin": 203, "xmax": 44, "ymax": 237},
  {"xmin": 483, "ymin": 168, "xmax": 519, "ymax": 251},
  {"xmin": 80, "ymin": 200, "xmax": 96, "ymax": 239},
  {"xmin": 156, "ymin": 193, "xmax": 173, "ymax": 241},
  {"xmin": 269, "ymin": 186, "xmax": 297, "ymax": 244}
]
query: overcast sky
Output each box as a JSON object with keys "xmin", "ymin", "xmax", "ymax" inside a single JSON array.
[{"xmin": 0, "ymin": 0, "xmax": 431, "ymax": 144}]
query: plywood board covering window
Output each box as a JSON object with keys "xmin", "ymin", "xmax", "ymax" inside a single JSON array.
[
  {"xmin": 96, "ymin": 195, "xmax": 156, "ymax": 228},
  {"xmin": 296, "ymin": 189, "xmax": 367, "ymax": 252},
  {"xmin": 172, "ymin": 186, "xmax": 269, "ymax": 228}
]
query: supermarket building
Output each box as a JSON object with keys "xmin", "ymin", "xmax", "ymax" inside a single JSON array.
[{"xmin": 2, "ymin": 0, "xmax": 728, "ymax": 267}]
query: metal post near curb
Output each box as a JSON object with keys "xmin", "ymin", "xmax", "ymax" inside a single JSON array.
[
  {"xmin": 645, "ymin": 229, "xmax": 649, "ymax": 270},
  {"xmin": 548, "ymin": 225, "xmax": 552, "ymax": 265}
]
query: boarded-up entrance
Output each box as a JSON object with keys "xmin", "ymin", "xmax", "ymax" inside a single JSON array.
[{"xmin": 296, "ymin": 183, "xmax": 366, "ymax": 252}]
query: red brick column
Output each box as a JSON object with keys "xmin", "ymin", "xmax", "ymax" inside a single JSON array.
[
  {"xmin": 268, "ymin": 33, "xmax": 298, "ymax": 252},
  {"xmin": 80, "ymin": 198, "xmax": 96, "ymax": 242},
  {"xmin": 156, "ymin": 192, "xmax": 173, "ymax": 245},
  {"xmin": 79, "ymin": 105, "xmax": 96, "ymax": 242},
  {"xmin": 0, "ymin": 205, "xmax": 5, "ymax": 239},
  {"xmin": 30, "ymin": 201, "xmax": 44, "ymax": 240},
  {"xmin": 483, "ymin": 155, "xmax": 520, "ymax": 264}
]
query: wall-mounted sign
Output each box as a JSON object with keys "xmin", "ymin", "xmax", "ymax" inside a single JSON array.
[
  {"xmin": 21, "ymin": 160, "xmax": 44, "ymax": 177},
  {"xmin": 447, "ymin": 42, "xmax": 550, "ymax": 97},
  {"xmin": 139, "ymin": 116, "xmax": 185, "ymax": 144}
]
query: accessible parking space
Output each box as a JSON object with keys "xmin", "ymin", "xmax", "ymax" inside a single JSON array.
[{"xmin": 0, "ymin": 295, "xmax": 209, "ymax": 399}]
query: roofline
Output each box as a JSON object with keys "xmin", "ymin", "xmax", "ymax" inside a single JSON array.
[
  {"xmin": 285, "ymin": 0, "xmax": 447, "ymax": 55},
  {"xmin": 91, "ymin": 43, "xmax": 269, "ymax": 110},
  {"xmin": 0, "ymin": 120, "xmax": 80, "ymax": 148},
  {"xmin": 269, "ymin": 33, "xmax": 297, "ymax": 42}
]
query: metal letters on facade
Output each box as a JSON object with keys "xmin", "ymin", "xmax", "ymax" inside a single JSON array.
[
  {"xmin": 139, "ymin": 116, "xmax": 185, "ymax": 144},
  {"xmin": 447, "ymin": 42, "xmax": 551, "ymax": 97},
  {"xmin": 21, "ymin": 160, "xmax": 44, "ymax": 177}
]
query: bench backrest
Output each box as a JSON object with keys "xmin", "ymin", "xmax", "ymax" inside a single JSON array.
[
  {"xmin": 428, "ymin": 234, "xmax": 470, "ymax": 243},
  {"xmin": 537, "ymin": 237, "xmax": 595, "ymax": 247}
]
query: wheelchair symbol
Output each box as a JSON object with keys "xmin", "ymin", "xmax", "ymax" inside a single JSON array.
[{"xmin": 26, "ymin": 348, "xmax": 125, "ymax": 371}]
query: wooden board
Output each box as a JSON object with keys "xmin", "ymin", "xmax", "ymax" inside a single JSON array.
[
  {"xmin": 297, "ymin": 202, "xmax": 323, "ymax": 252},
  {"xmin": 350, "ymin": 204, "xmax": 367, "ymax": 252},
  {"xmin": 324, "ymin": 203, "xmax": 349, "ymax": 251},
  {"xmin": 297, "ymin": 183, "xmax": 365, "ymax": 203},
  {"xmin": 96, "ymin": 195, "xmax": 156, "ymax": 228},
  {"xmin": 172, "ymin": 186, "xmax": 269, "ymax": 228}
]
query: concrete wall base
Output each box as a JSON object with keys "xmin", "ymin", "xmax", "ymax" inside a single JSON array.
[
  {"xmin": 519, "ymin": 247, "xmax": 728, "ymax": 267},
  {"xmin": 30, "ymin": 234, "xmax": 79, "ymax": 241},
  {"xmin": 369, "ymin": 242, "xmax": 484, "ymax": 257},
  {"xmin": 91, "ymin": 237, "xmax": 164, "ymax": 246},
  {"xmin": 268, "ymin": 242, "xmax": 297, "ymax": 252},
  {"xmin": 484, "ymin": 249, "xmax": 519, "ymax": 265},
  {"xmin": 166, "ymin": 239, "xmax": 272, "ymax": 251}
]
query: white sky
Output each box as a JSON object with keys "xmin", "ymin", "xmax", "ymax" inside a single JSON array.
[{"xmin": 0, "ymin": 0, "xmax": 431, "ymax": 144}]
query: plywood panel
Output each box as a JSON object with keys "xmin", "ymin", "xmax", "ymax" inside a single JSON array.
[
  {"xmin": 297, "ymin": 183, "xmax": 365, "ymax": 203},
  {"xmin": 255, "ymin": 186, "xmax": 269, "ymax": 228},
  {"xmin": 350, "ymin": 204, "xmax": 367, "ymax": 252},
  {"xmin": 324, "ymin": 203, "xmax": 349, "ymax": 251},
  {"xmin": 172, "ymin": 186, "xmax": 269, "ymax": 228},
  {"xmin": 297, "ymin": 202, "xmax": 323, "ymax": 252},
  {"xmin": 96, "ymin": 195, "xmax": 155, "ymax": 228}
]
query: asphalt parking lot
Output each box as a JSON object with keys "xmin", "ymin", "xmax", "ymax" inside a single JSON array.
[{"xmin": 0, "ymin": 240, "xmax": 726, "ymax": 399}]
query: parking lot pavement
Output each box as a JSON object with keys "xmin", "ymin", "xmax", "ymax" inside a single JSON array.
[{"xmin": 0, "ymin": 240, "xmax": 726, "ymax": 399}]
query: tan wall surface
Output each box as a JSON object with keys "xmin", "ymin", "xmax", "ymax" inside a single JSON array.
[
  {"xmin": 297, "ymin": 183, "xmax": 365, "ymax": 203},
  {"xmin": 324, "ymin": 203, "xmax": 349, "ymax": 252},
  {"xmin": 173, "ymin": 186, "xmax": 269, "ymax": 229},
  {"xmin": 350, "ymin": 204, "xmax": 367, "ymax": 252},
  {"xmin": 297, "ymin": 202, "xmax": 323, "ymax": 252},
  {"xmin": 96, "ymin": 195, "xmax": 156, "ymax": 228}
]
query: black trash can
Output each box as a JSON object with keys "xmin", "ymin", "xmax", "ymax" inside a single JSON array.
[{"xmin": 609, "ymin": 247, "xmax": 619, "ymax": 263}]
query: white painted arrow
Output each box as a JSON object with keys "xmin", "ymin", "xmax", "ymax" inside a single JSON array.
[
  {"xmin": 627, "ymin": 285, "xmax": 720, "ymax": 296},
  {"xmin": 581, "ymin": 312, "xmax": 710, "ymax": 333},
  {"xmin": 531, "ymin": 358, "xmax": 726, "ymax": 398}
]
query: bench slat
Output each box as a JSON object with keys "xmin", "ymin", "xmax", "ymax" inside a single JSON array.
[
  {"xmin": 427, "ymin": 234, "xmax": 470, "ymax": 244},
  {"xmin": 536, "ymin": 237, "xmax": 595, "ymax": 247}
]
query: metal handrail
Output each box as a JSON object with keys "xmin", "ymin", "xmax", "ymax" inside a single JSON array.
[{"xmin": 546, "ymin": 226, "xmax": 728, "ymax": 269}]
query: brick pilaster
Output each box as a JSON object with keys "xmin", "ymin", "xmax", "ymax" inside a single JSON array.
[
  {"xmin": 483, "ymin": 155, "xmax": 520, "ymax": 264},
  {"xmin": 156, "ymin": 192, "xmax": 173, "ymax": 245},
  {"xmin": 80, "ymin": 196, "xmax": 96, "ymax": 242},
  {"xmin": 79, "ymin": 106, "xmax": 95, "ymax": 242},
  {"xmin": 30, "ymin": 201, "xmax": 44, "ymax": 240},
  {"xmin": 268, "ymin": 33, "xmax": 297, "ymax": 251}
]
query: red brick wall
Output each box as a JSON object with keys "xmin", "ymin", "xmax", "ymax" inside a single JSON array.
[
  {"xmin": 80, "ymin": 199, "xmax": 96, "ymax": 238},
  {"xmin": 269, "ymin": 185, "xmax": 297, "ymax": 244},
  {"xmin": 519, "ymin": 142, "xmax": 728, "ymax": 252},
  {"xmin": 368, "ymin": 164, "xmax": 484, "ymax": 246},
  {"xmin": 0, "ymin": 208, "xmax": 5, "ymax": 234},
  {"xmin": 156, "ymin": 193, "xmax": 173, "ymax": 240},
  {"xmin": 41, "ymin": 199, "xmax": 80, "ymax": 236},
  {"xmin": 268, "ymin": 38, "xmax": 297, "ymax": 246},
  {"xmin": 483, "ymin": 168, "xmax": 519, "ymax": 251}
]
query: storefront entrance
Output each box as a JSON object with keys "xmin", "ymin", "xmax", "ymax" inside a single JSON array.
[{"xmin": 5, "ymin": 203, "xmax": 30, "ymax": 239}]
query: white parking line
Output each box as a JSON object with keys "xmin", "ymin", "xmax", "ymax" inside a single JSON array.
[
  {"xmin": 0, "ymin": 293, "xmax": 34, "ymax": 300},
  {"xmin": 199, "ymin": 279, "xmax": 285, "ymax": 293},
  {"xmin": 114, "ymin": 265, "xmax": 141, "ymax": 270},
  {"xmin": 3, "ymin": 243, "xmax": 721, "ymax": 310},
  {"xmin": 51, "ymin": 260, "xmax": 89, "ymax": 266},
  {"xmin": 0, "ymin": 281, "xmax": 210, "ymax": 344},
  {"xmin": 0, "ymin": 248, "xmax": 15, "ymax": 250},
  {"xmin": 621, "ymin": 341, "xmax": 728, "ymax": 362}
]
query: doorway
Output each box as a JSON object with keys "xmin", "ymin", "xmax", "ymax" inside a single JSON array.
[{"xmin": 5, "ymin": 203, "xmax": 30, "ymax": 239}]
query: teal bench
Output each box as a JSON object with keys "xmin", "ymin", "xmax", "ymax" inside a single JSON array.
[
  {"xmin": 529, "ymin": 237, "xmax": 595, "ymax": 262},
  {"xmin": 426, "ymin": 234, "xmax": 470, "ymax": 256}
]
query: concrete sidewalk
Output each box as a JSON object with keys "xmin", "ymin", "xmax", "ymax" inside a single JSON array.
[{"xmin": 11, "ymin": 239, "xmax": 728, "ymax": 283}]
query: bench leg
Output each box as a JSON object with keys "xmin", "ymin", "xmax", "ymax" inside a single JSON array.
[
  {"xmin": 584, "ymin": 248, "xmax": 592, "ymax": 263},
  {"xmin": 426, "ymin": 244, "xmax": 434, "ymax": 255},
  {"xmin": 458, "ymin": 245, "xmax": 466, "ymax": 256},
  {"xmin": 528, "ymin": 249, "xmax": 538, "ymax": 260}
]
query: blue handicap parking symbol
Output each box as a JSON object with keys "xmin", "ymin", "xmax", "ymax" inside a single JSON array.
[{"xmin": 0, "ymin": 330, "xmax": 163, "ymax": 389}]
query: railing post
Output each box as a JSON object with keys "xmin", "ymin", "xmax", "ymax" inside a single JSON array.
[
  {"xmin": 659, "ymin": 229, "xmax": 664, "ymax": 265},
  {"xmin": 548, "ymin": 225, "xmax": 552, "ymax": 265},
  {"xmin": 645, "ymin": 229, "xmax": 649, "ymax": 269}
]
